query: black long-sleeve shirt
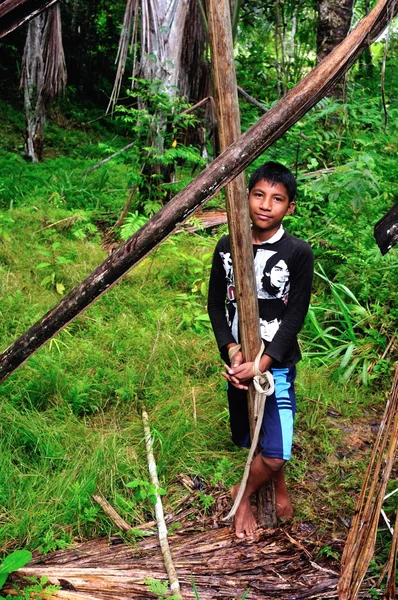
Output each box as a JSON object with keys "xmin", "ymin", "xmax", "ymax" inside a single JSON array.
[{"xmin": 207, "ymin": 230, "xmax": 314, "ymax": 368}]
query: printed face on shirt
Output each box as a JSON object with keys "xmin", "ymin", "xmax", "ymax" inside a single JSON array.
[
  {"xmin": 268, "ymin": 259, "xmax": 289, "ymax": 289},
  {"xmin": 248, "ymin": 179, "xmax": 295, "ymax": 242}
]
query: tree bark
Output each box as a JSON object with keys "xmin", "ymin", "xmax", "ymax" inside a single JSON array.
[
  {"xmin": 0, "ymin": 0, "xmax": 58, "ymax": 38},
  {"xmin": 0, "ymin": 0, "xmax": 397, "ymax": 383},
  {"xmin": 316, "ymin": 0, "xmax": 354, "ymax": 99},
  {"xmin": 206, "ymin": 0, "xmax": 276, "ymax": 529},
  {"xmin": 21, "ymin": 4, "xmax": 66, "ymax": 162},
  {"xmin": 22, "ymin": 13, "xmax": 46, "ymax": 162}
]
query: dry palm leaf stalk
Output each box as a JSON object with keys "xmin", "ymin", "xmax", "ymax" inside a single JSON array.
[
  {"xmin": 338, "ymin": 364, "xmax": 398, "ymax": 600},
  {"xmin": 383, "ymin": 509, "xmax": 397, "ymax": 599}
]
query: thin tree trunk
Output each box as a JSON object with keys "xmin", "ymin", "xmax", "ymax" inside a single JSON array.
[
  {"xmin": 0, "ymin": 0, "xmax": 396, "ymax": 384},
  {"xmin": 22, "ymin": 13, "xmax": 46, "ymax": 162},
  {"xmin": 206, "ymin": 0, "xmax": 276, "ymax": 529}
]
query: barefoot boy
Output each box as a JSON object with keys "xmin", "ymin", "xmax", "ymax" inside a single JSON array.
[{"xmin": 208, "ymin": 161, "xmax": 314, "ymax": 538}]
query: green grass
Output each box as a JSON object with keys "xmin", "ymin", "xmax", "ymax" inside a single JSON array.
[{"xmin": 0, "ymin": 211, "xmax": 390, "ymax": 552}]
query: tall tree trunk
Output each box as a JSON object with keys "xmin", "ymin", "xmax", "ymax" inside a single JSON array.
[
  {"xmin": 21, "ymin": 3, "xmax": 66, "ymax": 162},
  {"xmin": 358, "ymin": 0, "xmax": 374, "ymax": 79},
  {"xmin": 22, "ymin": 13, "xmax": 46, "ymax": 162},
  {"xmin": 316, "ymin": 0, "xmax": 354, "ymax": 99}
]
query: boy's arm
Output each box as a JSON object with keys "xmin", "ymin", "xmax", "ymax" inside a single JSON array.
[
  {"xmin": 207, "ymin": 244, "xmax": 236, "ymax": 351},
  {"xmin": 265, "ymin": 242, "xmax": 314, "ymax": 364}
]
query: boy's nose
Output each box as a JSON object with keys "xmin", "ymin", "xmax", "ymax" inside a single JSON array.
[{"xmin": 260, "ymin": 197, "xmax": 272, "ymax": 210}]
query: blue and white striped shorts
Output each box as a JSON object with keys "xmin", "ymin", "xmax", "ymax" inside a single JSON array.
[{"xmin": 227, "ymin": 367, "xmax": 296, "ymax": 460}]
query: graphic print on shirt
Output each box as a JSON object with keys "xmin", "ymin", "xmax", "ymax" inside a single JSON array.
[
  {"xmin": 220, "ymin": 251, "xmax": 235, "ymax": 300},
  {"xmin": 255, "ymin": 249, "xmax": 290, "ymax": 302},
  {"xmin": 220, "ymin": 249, "xmax": 290, "ymax": 343}
]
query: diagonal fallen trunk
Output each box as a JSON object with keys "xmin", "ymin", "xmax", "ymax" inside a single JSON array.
[
  {"xmin": 0, "ymin": 0, "xmax": 59, "ymax": 38},
  {"xmin": 0, "ymin": 0, "xmax": 397, "ymax": 384}
]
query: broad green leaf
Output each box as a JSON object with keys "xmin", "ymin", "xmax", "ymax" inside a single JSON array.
[{"xmin": 0, "ymin": 550, "xmax": 32, "ymax": 574}]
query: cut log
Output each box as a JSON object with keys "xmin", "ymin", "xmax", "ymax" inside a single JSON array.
[
  {"xmin": 0, "ymin": 0, "xmax": 397, "ymax": 384},
  {"xmin": 0, "ymin": 0, "xmax": 59, "ymax": 38}
]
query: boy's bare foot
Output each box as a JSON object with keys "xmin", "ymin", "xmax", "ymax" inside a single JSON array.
[
  {"xmin": 230, "ymin": 484, "xmax": 258, "ymax": 539},
  {"xmin": 276, "ymin": 500, "xmax": 293, "ymax": 519},
  {"xmin": 274, "ymin": 467, "xmax": 293, "ymax": 519}
]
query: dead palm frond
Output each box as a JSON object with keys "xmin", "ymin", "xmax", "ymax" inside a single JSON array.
[
  {"xmin": 106, "ymin": 0, "xmax": 139, "ymax": 115},
  {"xmin": 338, "ymin": 364, "xmax": 398, "ymax": 600}
]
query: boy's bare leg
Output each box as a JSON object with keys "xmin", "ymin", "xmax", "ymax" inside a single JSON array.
[
  {"xmin": 274, "ymin": 465, "xmax": 293, "ymax": 519},
  {"xmin": 231, "ymin": 454, "xmax": 285, "ymax": 538}
]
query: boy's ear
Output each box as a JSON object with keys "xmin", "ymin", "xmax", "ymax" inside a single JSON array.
[{"xmin": 287, "ymin": 201, "xmax": 296, "ymax": 216}]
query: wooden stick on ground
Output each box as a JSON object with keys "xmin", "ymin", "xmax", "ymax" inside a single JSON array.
[
  {"xmin": 142, "ymin": 408, "xmax": 181, "ymax": 598},
  {"xmin": 92, "ymin": 495, "xmax": 133, "ymax": 533}
]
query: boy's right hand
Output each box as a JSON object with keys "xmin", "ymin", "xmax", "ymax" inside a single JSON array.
[{"xmin": 222, "ymin": 354, "xmax": 252, "ymax": 390}]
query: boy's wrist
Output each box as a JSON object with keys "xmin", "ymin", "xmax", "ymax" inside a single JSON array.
[
  {"xmin": 260, "ymin": 353, "xmax": 273, "ymax": 372},
  {"xmin": 226, "ymin": 343, "xmax": 238, "ymax": 350}
]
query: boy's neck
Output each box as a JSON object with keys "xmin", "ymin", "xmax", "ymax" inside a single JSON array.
[{"xmin": 251, "ymin": 225, "xmax": 284, "ymax": 244}]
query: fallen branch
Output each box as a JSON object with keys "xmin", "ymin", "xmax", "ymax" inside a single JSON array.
[
  {"xmin": 237, "ymin": 85, "xmax": 268, "ymax": 112},
  {"xmin": 92, "ymin": 495, "xmax": 133, "ymax": 533},
  {"xmin": 82, "ymin": 141, "xmax": 137, "ymax": 177},
  {"xmin": 142, "ymin": 409, "xmax": 181, "ymax": 598},
  {"xmin": 384, "ymin": 509, "xmax": 397, "ymax": 599}
]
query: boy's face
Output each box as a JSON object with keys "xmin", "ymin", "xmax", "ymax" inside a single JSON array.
[{"xmin": 248, "ymin": 179, "xmax": 295, "ymax": 242}]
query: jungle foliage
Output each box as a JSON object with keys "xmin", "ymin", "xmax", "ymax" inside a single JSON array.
[{"xmin": 0, "ymin": 1, "xmax": 397, "ymax": 591}]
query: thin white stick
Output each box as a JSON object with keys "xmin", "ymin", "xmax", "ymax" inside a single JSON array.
[
  {"xmin": 381, "ymin": 508, "xmax": 394, "ymax": 535},
  {"xmin": 142, "ymin": 408, "xmax": 181, "ymax": 598},
  {"xmin": 384, "ymin": 487, "xmax": 398, "ymax": 501},
  {"xmin": 192, "ymin": 387, "xmax": 197, "ymax": 426}
]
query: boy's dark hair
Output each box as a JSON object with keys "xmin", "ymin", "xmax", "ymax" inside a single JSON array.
[{"xmin": 248, "ymin": 161, "xmax": 297, "ymax": 202}]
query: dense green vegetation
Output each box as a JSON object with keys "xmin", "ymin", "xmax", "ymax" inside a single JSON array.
[{"xmin": 0, "ymin": 1, "xmax": 397, "ymax": 595}]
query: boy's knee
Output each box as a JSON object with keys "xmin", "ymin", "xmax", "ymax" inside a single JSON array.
[{"xmin": 261, "ymin": 456, "xmax": 285, "ymax": 473}]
